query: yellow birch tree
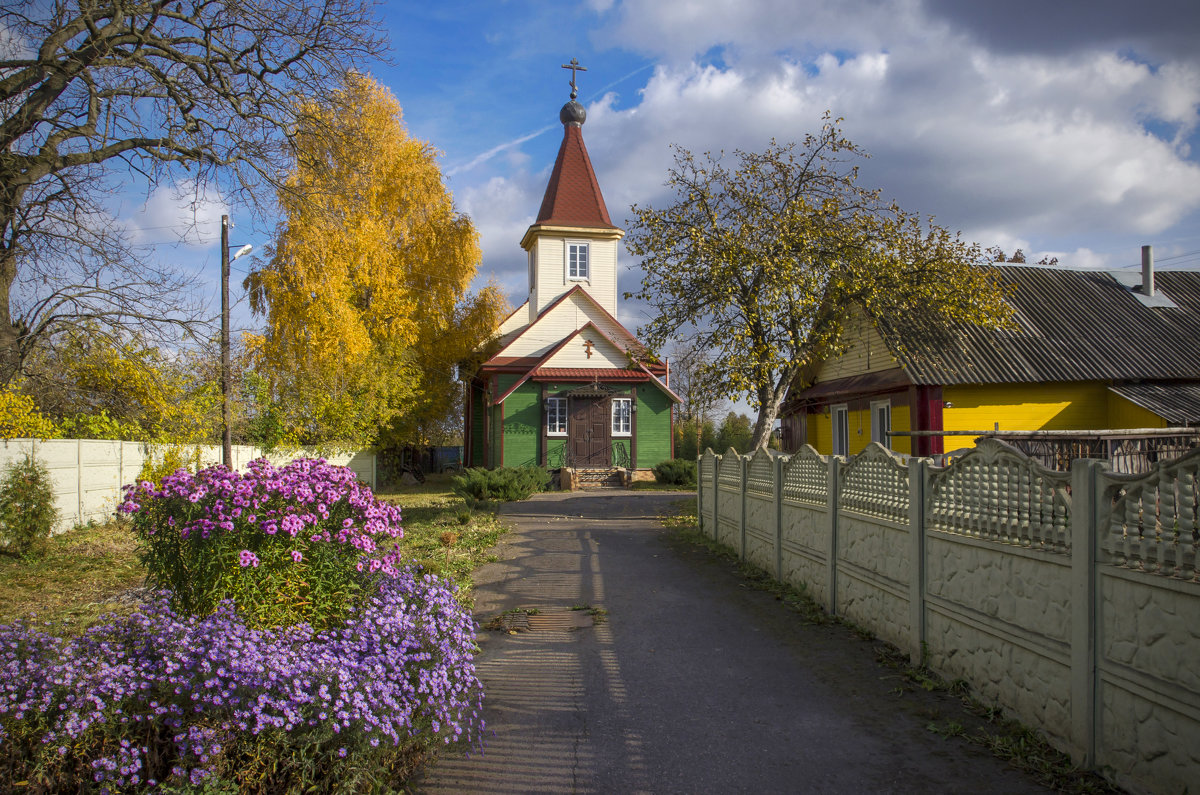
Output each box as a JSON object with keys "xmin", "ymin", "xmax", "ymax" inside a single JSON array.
[{"xmin": 246, "ymin": 74, "xmax": 505, "ymax": 448}]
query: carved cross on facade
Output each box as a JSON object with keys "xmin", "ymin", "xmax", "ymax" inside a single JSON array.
[
  {"xmin": 562, "ymin": 57, "xmax": 587, "ymax": 99},
  {"xmin": 583, "ymin": 338, "xmax": 595, "ymax": 358}
]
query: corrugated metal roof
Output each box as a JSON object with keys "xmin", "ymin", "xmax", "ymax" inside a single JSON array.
[
  {"xmin": 1109, "ymin": 382, "xmax": 1200, "ymax": 425},
  {"xmin": 879, "ymin": 267, "xmax": 1200, "ymax": 385}
]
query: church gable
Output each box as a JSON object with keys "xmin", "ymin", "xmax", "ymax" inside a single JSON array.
[
  {"xmin": 487, "ymin": 287, "xmax": 642, "ymax": 363},
  {"xmin": 541, "ymin": 324, "xmax": 630, "ymax": 370}
]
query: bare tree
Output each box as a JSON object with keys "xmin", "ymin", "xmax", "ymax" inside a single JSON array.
[
  {"xmin": 669, "ymin": 339, "xmax": 725, "ymax": 457},
  {"xmin": 0, "ymin": 0, "xmax": 384, "ymax": 384}
]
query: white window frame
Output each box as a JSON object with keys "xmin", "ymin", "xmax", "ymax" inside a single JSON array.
[
  {"xmin": 870, "ymin": 399, "xmax": 892, "ymax": 448},
  {"xmin": 546, "ymin": 397, "xmax": 567, "ymax": 436},
  {"xmin": 566, "ymin": 241, "xmax": 589, "ymax": 281},
  {"xmin": 832, "ymin": 404, "xmax": 849, "ymax": 457},
  {"xmin": 611, "ymin": 397, "xmax": 631, "ymax": 437}
]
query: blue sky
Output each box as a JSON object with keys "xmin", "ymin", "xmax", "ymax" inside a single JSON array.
[{"xmin": 127, "ymin": 0, "xmax": 1200, "ymax": 360}]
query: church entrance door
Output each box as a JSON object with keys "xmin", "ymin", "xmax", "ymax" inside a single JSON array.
[{"xmin": 570, "ymin": 397, "xmax": 610, "ymax": 467}]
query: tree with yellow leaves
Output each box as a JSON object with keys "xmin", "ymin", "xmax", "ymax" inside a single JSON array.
[
  {"xmin": 246, "ymin": 74, "xmax": 506, "ymax": 448},
  {"xmin": 627, "ymin": 116, "xmax": 1012, "ymax": 451}
]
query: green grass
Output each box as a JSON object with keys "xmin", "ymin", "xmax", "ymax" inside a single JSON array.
[
  {"xmin": 375, "ymin": 473, "xmax": 506, "ymax": 605},
  {"xmin": 0, "ymin": 473, "xmax": 506, "ymax": 630},
  {"xmin": 630, "ymin": 480, "xmax": 696, "ymax": 491}
]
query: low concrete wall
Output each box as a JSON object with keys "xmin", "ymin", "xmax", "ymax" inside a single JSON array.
[
  {"xmin": 697, "ymin": 440, "xmax": 1200, "ymax": 795},
  {"xmin": 0, "ymin": 440, "xmax": 377, "ymax": 533}
]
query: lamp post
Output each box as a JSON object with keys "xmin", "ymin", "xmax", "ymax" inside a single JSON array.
[{"xmin": 221, "ymin": 215, "xmax": 252, "ymax": 469}]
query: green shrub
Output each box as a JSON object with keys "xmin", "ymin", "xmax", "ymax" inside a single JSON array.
[
  {"xmin": 653, "ymin": 458, "xmax": 697, "ymax": 488},
  {"xmin": 452, "ymin": 466, "xmax": 551, "ymax": 503},
  {"xmin": 0, "ymin": 454, "xmax": 58, "ymax": 556}
]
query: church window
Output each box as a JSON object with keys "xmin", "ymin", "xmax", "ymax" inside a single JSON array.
[
  {"xmin": 612, "ymin": 398, "xmax": 631, "ymax": 436},
  {"xmin": 567, "ymin": 242, "xmax": 589, "ymax": 280},
  {"xmin": 546, "ymin": 397, "xmax": 567, "ymax": 435}
]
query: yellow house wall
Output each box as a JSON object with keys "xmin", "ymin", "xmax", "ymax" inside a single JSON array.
[
  {"xmin": 803, "ymin": 400, "xmax": 911, "ymax": 456},
  {"xmin": 942, "ymin": 382, "xmax": 1122, "ymax": 447},
  {"xmin": 815, "ymin": 307, "xmax": 898, "ymax": 382},
  {"xmin": 1106, "ymin": 392, "xmax": 1168, "ymax": 430}
]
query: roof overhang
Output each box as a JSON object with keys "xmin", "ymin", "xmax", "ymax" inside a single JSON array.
[
  {"xmin": 520, "ymin": 224, "xmax": 624, "ymax": 250},
  {"xmin": 785, "ymin": 368, "xmax": 914, "ymax": 410}
]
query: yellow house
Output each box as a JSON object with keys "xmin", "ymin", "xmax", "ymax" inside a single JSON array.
[{"xmin": 781, "ymin": 263, "xmax": 1200, "ymax": 458}]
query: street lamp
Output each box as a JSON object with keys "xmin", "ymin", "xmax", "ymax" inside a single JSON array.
[{"xmin": 221, "ymin": 215, "xmax": 252, "ymax": 469}]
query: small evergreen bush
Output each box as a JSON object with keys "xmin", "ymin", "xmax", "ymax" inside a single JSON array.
[
  {"xmin": 653, "ymin": 458, "xmax": 697, "ymax": 488},
  {"xmin": 0, "ymin": 454, "xmax": 58, "ymax": 556},
  {"xmin": 451, "ymin": 466, "xmax": 551, "ymax": 503}
]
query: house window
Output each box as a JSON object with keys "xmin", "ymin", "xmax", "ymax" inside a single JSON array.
[
  {"xmin": 567, "ymin": 242, "xmax": 589, "ymax": 281},
  {"xmin": 871, "ymin": 400, "xmax": 891, "ymax": 448},
  {"xmin": 832, "ymin": 404, "xmax": 849, "ymax": 456},
  {"xmin": 546, "ymin": 397, "xmax": 567, "ymax": 435},
  {"xmin": 612, "ymin": 398, "xmax": 631, "ymax": 436}
]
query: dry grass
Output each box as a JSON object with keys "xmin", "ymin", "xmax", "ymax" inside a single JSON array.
[{"xmin": 0, "ymin": 520, "xmax": 145, "ymax": 631}]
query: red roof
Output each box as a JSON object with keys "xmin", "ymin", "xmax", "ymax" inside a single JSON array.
[
  {"xmin": 535, "ymin": 124, "xmax": 617, "ymax": 229},
  {"xmin": 531, "ymin": 368, "xmax": 649, "ymax": 380}
]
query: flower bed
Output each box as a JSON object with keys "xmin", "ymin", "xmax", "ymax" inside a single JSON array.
[{"xmin": 0, "ymin": 458, "xmax": 484, "ymax": 791}]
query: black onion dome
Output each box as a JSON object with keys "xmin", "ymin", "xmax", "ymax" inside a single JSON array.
[{"xmin": 559, "ymin": 100, "xmax": 586, "ymax": 126}]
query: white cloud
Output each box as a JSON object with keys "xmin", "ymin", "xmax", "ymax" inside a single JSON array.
[
  {"xmin": 464, "ymin": 0, "xmax": 1200, "ymax": 299},
  {"xmin": 125, "ymin": 181, "xmax": 229, "ymax": 247}
]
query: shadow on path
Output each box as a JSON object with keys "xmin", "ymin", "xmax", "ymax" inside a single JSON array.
[{"xmin": 414, "ymin": 491, "xmax": 1051, "ymax": 794}]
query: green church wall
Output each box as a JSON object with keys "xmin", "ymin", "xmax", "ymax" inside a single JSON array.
[
  {"xmin": 501, "ymin": 381, "xmax": 541, "ymax": 467},
  {"xmin": 470, "ymin": 383, "xmax": 486, "ymax": 467},
  {"xmin": 636, "ymin": 387, "xmax": 672, "ymax": 468}
]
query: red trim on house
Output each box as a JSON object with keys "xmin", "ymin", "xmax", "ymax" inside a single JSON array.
[
  {"xmin": 913, "ymin": 385, "xmax": 944, "ymax": 456},
  {"xmin": 531, "ymin": 368, "xmax": 650, "ymax": 380},
  {"xmin": 498, "ymin": 401, "xmax": 505, "ymax": 467}
]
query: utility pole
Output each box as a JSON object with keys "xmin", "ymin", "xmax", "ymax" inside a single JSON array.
[{"xmin": 221, "ymin": 215, "xmax": 232, "ymax": 469}]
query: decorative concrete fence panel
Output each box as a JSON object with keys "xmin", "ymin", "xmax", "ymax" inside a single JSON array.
[
  {"xmin": 780, "ymin": 446, "xmax": 831, "ymax": 605},
  {"xmin": 697, "ymin": 437, "xmax": 1200, "ymax": 795},
  {"xmin": 922, "ymin": 442, "xmax": 1075, "ymax": 749},
  {"xmin": 699, "ymin": 451, "xmax": 717, "ymax": 538},
  {"xmin": 1094, "ymin": 449, "xmax": 1200, "ymax": 795},
  {"xmin": 744, "ymin": 449, "xmax": 777, "ymax": 575},
  {"xmin": 835, "ymin": 444, "xmax": 912, "ymax": 651},
  {"xmin": 716, "ymin": 449, "xmax": 744, "ymax": 553},
  {"xmin": 0, "ymin": 439, "xmax": 377, "ymax": 533}
]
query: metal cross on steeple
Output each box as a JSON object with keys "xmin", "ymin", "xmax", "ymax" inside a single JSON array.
[{"xmin": 562, "ymin": 57, "xmax": 587, "ymax": 99}]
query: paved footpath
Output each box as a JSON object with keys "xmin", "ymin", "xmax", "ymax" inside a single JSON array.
[{"xmin": 414, "ymin": 491, "xmax": 1051, "ymax": 794}]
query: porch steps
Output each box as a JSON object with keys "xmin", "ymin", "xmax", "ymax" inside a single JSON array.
[{"xmin": 577, "ymin": 468, "xmax": 623, "ymax": 489}]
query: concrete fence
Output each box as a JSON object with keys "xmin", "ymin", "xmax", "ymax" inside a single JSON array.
[
  {"xmin": 0, "ymin": 439, "xmax": 377, "ymax": 533},
  {"xmin": 698, "ymin": 438, "xmax": 1199, "ymax": 795}
]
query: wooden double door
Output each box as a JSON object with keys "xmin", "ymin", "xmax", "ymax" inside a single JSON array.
[{"xmin": 569, "ymin": 397, "xmax": 610, "ymax": 467}]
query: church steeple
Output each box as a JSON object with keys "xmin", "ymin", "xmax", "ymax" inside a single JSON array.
[
  {"xmin": 533, "ymin": 61, "xmax": 617, "ymax": 230},
  {"xmin": 521, "ymin": 60, "xmax": 624, "ymax": 321}
]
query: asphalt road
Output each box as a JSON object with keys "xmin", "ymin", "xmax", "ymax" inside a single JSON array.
[{"xmin": 413, "ymin": 491, "xmax": 1051, "ymax": 794}]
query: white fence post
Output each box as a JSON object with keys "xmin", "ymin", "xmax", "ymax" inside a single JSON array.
[
  {"xmin": 1069, "ymin": 458, "xmax": 1099, "ymax": 766},
  {"xmin": 739, "ymin": 455, "xmax": 748, "ymax": 561},
  {"xmin": 826, "ymin": 456, "xmax": 840, "ymax": 614},
  {"xmin": 908, "ymin": 457, "xmax": 927, "ymax": 664},
  {"xmin": 773, "ymin": 455, "xmax": 784, "ymax": 582}
]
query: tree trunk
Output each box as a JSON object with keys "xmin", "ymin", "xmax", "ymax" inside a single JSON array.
[
  {"xmin": 0, "ymin": 245, "xmax": 21, "ymax": 388},
  {"xmin": 750, "ymin": 392, "xmax": 783, "ymax": 451}
]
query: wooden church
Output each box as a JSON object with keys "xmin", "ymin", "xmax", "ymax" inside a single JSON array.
[{"xmin": 463, "ymin": 64, "xmax": 680, "ymax": 482}]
